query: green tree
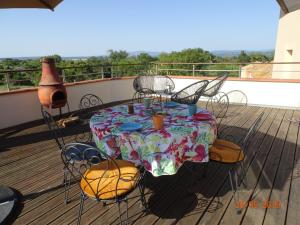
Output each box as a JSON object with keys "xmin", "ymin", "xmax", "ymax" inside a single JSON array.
[
  {"xmin": 237, "ymin": 51, "xmax": 250, "ymax": 63},
  {"xmin": 107, "ymin": 50, "xmax": 129, "ymax": 62}
]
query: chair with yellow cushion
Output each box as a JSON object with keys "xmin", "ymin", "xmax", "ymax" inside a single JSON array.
[
  {"xmin": 209, "ymin": 112, "xmax": 264, "ymax": 212},
  {"xmin": 61, "ymin": 142, "xmax": 147, "ymax": 225}
]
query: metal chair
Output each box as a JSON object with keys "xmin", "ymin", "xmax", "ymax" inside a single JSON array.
[
  {"xmin": 77, "ymin": 94, "xmax": 103, "ymax": 142},
  {"xmin": 202, "ymin": 74, "xmax": 228, "ymax": 98},
  {"xmin": 60, "ymin": 142, "xmax": 147, "ymax": 225},
  {"xmin": 152, "ymin": 75, "xmax": 175, "ymax": 101},
  {"xmin": 206, "ymin": 92, "xmax": 229, "ymax": 131},
  {"xmin": 79, "ymin": 94, "xmax": 103, "ymax": 111},
  {"xmin": 170, "ymin": 80, "xmax": 209, "ymax": 105},
  {"xmin": 41, "ymin": 106, "xmax": 102, "ymax": 204},
  {"xmin": 209, "ymin": 112, "xmax": 264, "ymax": 213},
  {"xmin": 133, "ymin": 75, "xmax": 175, "ymax": 102},
  {"xmin": 133, "ymin": 75, "xmax": 155, "ymax": 95},
  {"xmin": 41, "ymin": 105, "xmax": 65, "ymax": 149}
]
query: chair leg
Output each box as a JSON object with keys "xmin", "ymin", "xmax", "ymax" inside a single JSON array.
[
  {"xmin": 138, "ymin": 182, "xmax": 148, "ymax": 211},
  {"xmin": 239, "ymin": 161, "xmax": 248, "ymax": 188},
  {"xmin": 228, "ymin": 169, "xmax": 241, "ymax": 214},
  {"xmin": 125, "ymin": 198, "xmax": 129, "ymax": 224},
  {"xmin": 77, "ymin": 192, "xmax": 85, "ymax": 225},
  {"xmin": 64, "ymin": 163, "xmax": 74, "ymax": 204},
  {"xmin": 64, "ymin": 168, "xmax": 70, "ymax": 204},
  {"xmin": 117, "ymin": 201, "xmax": 123, "ymax": 225}
]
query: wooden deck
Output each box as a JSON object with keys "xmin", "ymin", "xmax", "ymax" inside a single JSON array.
[{"xmin": 1, "ymin": 103, "xmax": 300, "ymax": 225}]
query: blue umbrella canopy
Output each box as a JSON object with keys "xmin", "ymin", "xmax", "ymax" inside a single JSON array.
[{"xmin": 0, "ymin": 0, "xmax": 63, "ymax": 11}]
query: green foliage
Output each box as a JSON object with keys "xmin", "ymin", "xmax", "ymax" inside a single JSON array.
[
  {"xmin": 0, "ymin": 48, "xmax": 273, "ymax": 90},
  {"xmin": 237, "ymin": 50, "xmax": 251, "ymax": 63}
]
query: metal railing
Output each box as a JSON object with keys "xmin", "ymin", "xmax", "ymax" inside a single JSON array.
[{"xmin": 1, "ymin": 62, "xmax": 300, "ymax": 92}]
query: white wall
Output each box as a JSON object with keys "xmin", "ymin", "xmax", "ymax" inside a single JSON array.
[
  {"xmin": 273, "ymin": 7, "xmax": 300, "ymax": 79},
  {"xmin": 1, "ymin": 77, "xmax": 300, "ymax": 129},
  {"xmin": 0, "ymin": 79, "xmax": 135, "ymax": 129},
  {"xmin": 172, "ymin": 78, "xmax": 300, "ymax": 108}
]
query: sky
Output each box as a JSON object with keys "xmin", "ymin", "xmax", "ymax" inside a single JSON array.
[{"xmin": 0, "ymin": 0, "xmax": 280, "ymax": 57}]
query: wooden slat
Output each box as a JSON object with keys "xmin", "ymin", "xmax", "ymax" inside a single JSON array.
[
  {"xmin": 198, "ymin": 107, "xmax": 281, "ymax": 225},
  {"xmin": 262, "ymin": 110, "xmax": 298, "ymax": 225},
  {"xmin": 285, "ymin": 110, "xmax": 300, "ymax": 225},
  {"xmin": 1, "ymin": 105, "xmax": 299, "ymax": 225},
  {"xmin": 153, "ymin": 106, "xmax": 265, "ymax": 225}
]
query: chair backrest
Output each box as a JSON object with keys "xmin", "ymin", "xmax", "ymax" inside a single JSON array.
[
  {"xmin": 203, "ymin": 74, "xmax": 228, "ymax": 97},
  {"xmin": 41, "ymin": 106, "xmax": 65, "ymax": 149},
  {"xmin": 133, "ymin": 75, "xmax": 155, "ymax": 93},
  {"xmin": 79, "ymin": 94, "xmax": 103, "ymax": 110},
  {"xmin": 152, "ymin": 75, "xmax": 175, "ymax": 93},
  {"xmin": 60, "ymin": 142, "xmax": 133, "ymax": 201},
  {"xmin": 242, "ymin": 112, "xmax": 264, "ymax": 149},
  {"xmin": 171, "ymin": 80, "xmax": 209, "ymax": 105},
  {"xmin": 206, "ymin": 92, "xmax": 229, "ymax": 129}
]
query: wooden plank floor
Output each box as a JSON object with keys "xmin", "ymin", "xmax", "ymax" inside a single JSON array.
[{"xmin": 1, "ymin": 104, "xmax": 300, "ymax": 225}]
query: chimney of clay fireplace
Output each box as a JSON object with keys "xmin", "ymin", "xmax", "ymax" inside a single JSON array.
[{"xmin": 38, "ymin": 57, "xmax": 67, "ymax": 109}]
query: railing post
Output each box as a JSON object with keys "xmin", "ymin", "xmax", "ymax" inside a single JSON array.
[
  {"xmin": 155, "ymin": 64, "xmax": 158, "ymax": 75},
  {"xmin": 192, "ymin": 64, "xmax": 195, "ymax": 76},
  {"xmin": 5, "ymin": 73, "xmax": 10, "ymax": 91},
  {"xmin": 61, "ymin": 69, "xmax": 66, "ymax": 82},
  {"xmin": 111, "ymin": 66, "xmax": 113, "ymax": 78},
  {"xmin": 101, "ymin": 66, "xmax": 104, "ymax": 79},
  {"xmin": 239, "ymin": 65, "xmax": 242, "ymax": 78}
]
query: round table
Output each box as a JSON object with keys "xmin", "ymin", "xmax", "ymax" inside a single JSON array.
[{"xmin": 90, "ymin": 103, "xmax": 217, "ymax": 177}]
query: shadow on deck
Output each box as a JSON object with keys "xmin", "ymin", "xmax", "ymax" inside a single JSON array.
[{"xmin": 1, "ymin": 103, "xmax": 300, "ymax": 225}]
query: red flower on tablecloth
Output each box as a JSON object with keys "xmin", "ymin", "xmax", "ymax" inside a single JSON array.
[
  {"xmin": 115, "ymin": 122, "xmax": 122, "ymax": 126},
  {"xmin": 130, "ymin": 150, "xmax": 139, "ymax": 160},
  {"xmin": 180, "ymin": 137, "xmax": 188, "ymax": 145},
  {"xmin": 166, "ymin": 143, "xmax": 178, "ymax": 153},
  {"xmin": 176, "ymin": 115, "xmax": 187, "ymax": 120},
  {"xmin": 193, "ymin": 144, "xmax": 206, "ymax": 161},
  {"xmin": 159, "ymin": 129, "xmax": 171, "ymax": 138},
  {"xmin": 103, "ymin": 127, "xmax": 111, "ymax": 135},
  {"xmin": 94, "ymin": 127, "xmax": 103, "ymax": 139},
  {"xmin": 143, "ymin": 160, "xmax": 152, "ymax": 171}
]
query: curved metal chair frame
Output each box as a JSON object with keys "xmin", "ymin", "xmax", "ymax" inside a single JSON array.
[
  {"xmin": 226, "ymin": 90, "xmax": 248, "ymax": 107},
  {"xmin": 171, "ymin": 80, "xmax": 209, "ymax": 105},
  {"xmin": 77, "ymin": 94, "xmax": 104, "ymax": 143},
  {"xmin": 223, "ymin": 90, "xmax": 248, "ymax": 119},
  {"xmin": 133, "ymin": 75, "xmax": 175, "ymax": 101},
  {"xmin": 211, "ymin": 112, "xmax": 265, "ymax": 213},
  {"xmin": 61, "ymin": 142, "xmax": 147, "ymax": 225},
  {"xmin": 132, "ymin": 88, "xmax": 156, "ymax": 103},
  {"xmin": 41, "ymin": 106, "xmax": 102, "ymax": 204},
  {"xmin": 205, "ymin": 92, "xmax": 229, "ymax": 131},
  {"xmin": 202, "ymin": 74, "xmax": 228, "ymax": 98},
  {"xmin": 79, "ymin": 94, "xmax": 103, "ymax": 111},
  {"xmin": 41, "ymin": 106, "xmax": 65, "ymax": 149},
  {"xmin": 133, "ymin": 75, "xmax": 155, "ymax": 94}
]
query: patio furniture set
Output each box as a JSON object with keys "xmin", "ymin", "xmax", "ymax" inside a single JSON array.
[{"xmin": 41, "ymin": 74, "xmax": 263, "ymax": 225}]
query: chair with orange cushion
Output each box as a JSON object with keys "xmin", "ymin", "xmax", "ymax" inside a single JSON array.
[
  {"xmin": 205, "ymin": 92, "xmax": 229, "ymax": 132},
  {"xmin": 60, "ymin": 142, "xmax": 147, "ymax": 225},
  {"xmin": 209, "ymin": 112, "xmax": 264, "ymax": 212}
]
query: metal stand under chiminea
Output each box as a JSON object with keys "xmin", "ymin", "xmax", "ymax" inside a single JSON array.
[{"xmin": 38, "ymin": 57, "xmax": 69, "ymax": 117}]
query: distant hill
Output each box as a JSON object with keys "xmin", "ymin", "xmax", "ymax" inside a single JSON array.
[
  {"xmin": 211, "ymin": 50, "xmax": 274, "ymax": 57},
  {"xmin": 128, "ymin": 51, "xmax": 161, "ymax": 57},
  {"xmin": 0, "ymin": 49, "xmax": 275, "ymax": 61}
]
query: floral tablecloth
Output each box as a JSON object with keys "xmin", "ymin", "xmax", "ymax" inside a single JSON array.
[{"xmin": 90, "ymin": 103, "xmax": 217, "ymax": 177}]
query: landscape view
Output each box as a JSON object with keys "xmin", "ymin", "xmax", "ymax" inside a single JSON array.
[
  {"xmin": 0, "ymin": 48, "xmax": 274, "ymax": 91},
  {"xmin": 1, "ymin": 1, "xmax": 300, "ymax": 225}
]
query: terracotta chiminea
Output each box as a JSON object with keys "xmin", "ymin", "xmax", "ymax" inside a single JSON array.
[{"xmin": 38, "ymin": 57, "xmax": 67, "ymax": 108}]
